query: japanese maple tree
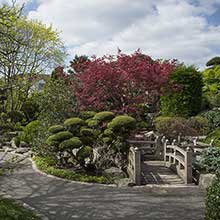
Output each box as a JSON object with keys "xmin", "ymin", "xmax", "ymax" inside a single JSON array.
[{"xmin": 74, "ymin": 51, "xmax": 177, "ymax": 115}]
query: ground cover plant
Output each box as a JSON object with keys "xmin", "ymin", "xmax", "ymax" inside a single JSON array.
[{"xmin": 0, "ymin": 197, "xmax": 41, "ymax": 220}]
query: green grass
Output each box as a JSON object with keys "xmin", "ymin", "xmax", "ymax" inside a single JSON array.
[
  {"xmin": 0, "ymin": 197, "xmax": 40, "ymax": 220},
  {"xmin": 34, "ymin": 156, "xmax": 114, "ymax": 184}
]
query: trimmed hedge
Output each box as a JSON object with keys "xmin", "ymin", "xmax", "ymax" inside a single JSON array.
[
  {"xmin": 46, "ymin": 131, "xmax": 73, "ymax": 146},
  {"xmin": 80, "ymin": 111, "xmax": 96, "ymax": 120}
]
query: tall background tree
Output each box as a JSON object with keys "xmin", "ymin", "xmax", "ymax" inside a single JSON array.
[{"xmin": 0, "ymin": 2, "xmax": 66, "ymax": 112}]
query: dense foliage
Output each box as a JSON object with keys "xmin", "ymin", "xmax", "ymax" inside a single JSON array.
[{"xmin": 161, "ymin": 66, "xmax": 203, "ymax": 117}]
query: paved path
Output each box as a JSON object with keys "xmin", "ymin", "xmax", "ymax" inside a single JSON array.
[{"xmin": 0, "ymin": 156, "xmax": 206, "ymax": 220}]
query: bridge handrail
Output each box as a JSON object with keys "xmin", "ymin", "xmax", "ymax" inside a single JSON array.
[{"xmin": 164, "ymin": 140, "xmax": 192, "ymax": 184}]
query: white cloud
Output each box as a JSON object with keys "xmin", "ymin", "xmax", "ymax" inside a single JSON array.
[{"xmin": 4, "ymin": 0, "xmax": 220, "ymax": 69}]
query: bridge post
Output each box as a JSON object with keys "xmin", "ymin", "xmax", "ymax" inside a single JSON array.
[
  {"xmin": 134, "ymin": 147, "xmax": 141, "ymax": 186},
  {"xmin": 185, "ymin": 147, "xmax": 193, "ymax": 184},
  {"xmin": 164, "ymin": 139, "xmax": 168, "ymax": 162}
]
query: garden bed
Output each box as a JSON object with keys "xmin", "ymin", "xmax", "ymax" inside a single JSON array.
[{"xmin": 33, "ymin": 156, "xmax": 115, "ymax": 184}]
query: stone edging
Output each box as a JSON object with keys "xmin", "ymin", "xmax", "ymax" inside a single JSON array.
[
  {"xmin": 0, "ymin": 192, "xmax": 50, "ymax": 220},
  {"xmin": 30, "ymin": 158, "xmax": 117, "ymax": 188}
]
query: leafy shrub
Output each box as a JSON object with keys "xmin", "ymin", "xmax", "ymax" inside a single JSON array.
[
  {"xmin": 48, "ymin": 125, "xmax": 65, "ymax": 134},
  {"xmin": 206, "ymin": 56, "xmax": 220, "ymax": 67},
  {"xmin": 205, "ymin": 130, "xmax": 220, "ymax": 147},
  {"xmin": 201, "ymin": 109, "xmax": 220, "ymax": 129},
  {"xmin": 188, "ymin": 116, "xmax": 210, "ymax": 135},
  {"xmin": 64, "ymin": 117, "xmax": 85, "ymax": 133},
  {"xmin": 93, "ymin": 111, "xmax": 115, "ymax": 122},
  {"xmin": 59, "ymin": 137, "xmax": 82, "ymax": 150},
  {"xmin": 107, "ymin": 115, "xmax": 136, "ymax": 132},
  {"xmin": 198, "ymin": 147, "xmax": 220, "ymax": 173},
  {"xmin": 76, "ymin": 146, "xmax": 93, "ymax": 160},
  {"xmin": 155, "ymin": 116, "xmax": 198, "ymax": 138},
  {"xmin": 46, "ymin": 131, "xmax": 73, "ymax": 146},
  {"xmin": 206, "ymin": 177, "xmax": 220, "ymax": 220},
  {"xmin": 80, "ymin": 111, "xmax": 96, "ymax": 120},
  {"xmin": 0, "ymin": 122, "xmax": 14, "ymax": 131},
  {"xmin": 161, "ymin": 66, "xmax": 203, "ymax": 117},
  {"xmin": 20, "ymin": 120, "xmax": 40, "ymax": 144}
]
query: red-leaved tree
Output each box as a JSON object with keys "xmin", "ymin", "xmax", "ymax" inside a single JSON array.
[{"xmin": 74, "ymin": 51, "xmax": 177, "ymax": 115}]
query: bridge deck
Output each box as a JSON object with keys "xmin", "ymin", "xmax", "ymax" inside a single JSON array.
[{"xmin": 141, "ymin": 161, "xmax": 185, "ymax": 185}]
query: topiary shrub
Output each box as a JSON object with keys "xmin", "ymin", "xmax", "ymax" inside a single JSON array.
[
  {"xmin": 206, "ymin": 177, "xmax": 220, "ymax": 220},
  {"xmin": 80, "ymin": 128, "xmax": 94, "ymax": 136},
  {"xmin": 59, "ymin": 137, "xmax": 82, "ymax": 151},
  {"xmin": 46, "ymin": 131, "xmax": 73, "ymax": 146},
  {"xmin": 48, "ymin": 125, "xmax": 65, "ymax": 134},
  {"xmin": 64, "ymin": 117, "xmax": 85, "ymax": 133},
  {"xmin": 93, "ymin": 111, "xmax": 115, "ymax": 122},
  {"xmin": 86, "ymin": 118, "xmax": 99, "ymax": 128},
  {"xmin": 188, "ymin": 116, "xmax": 210, "ymax": 135},
  {"xmin": 205, "ymin": 130, "xmax": 220, "ymax": 147},
  {"xmin": 20, "ymin": 120, "xmax": 40, "ymax": 144},
  {"xmin": 155, "ymin": 116, "xmax": 198, "ymax": 139},
  {"xmin": 107, "ymin": 115, "xmax": 136, "ymax": 132},
  {"xmin": 161, "ymin": 66, "xmax": 203, "ymax": 117},
  {"xmin": 80, "ymin": 111, "xmax": 96, "ymax": 120}
]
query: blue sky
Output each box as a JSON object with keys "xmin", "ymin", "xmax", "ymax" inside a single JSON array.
[{"xmin": 1, "ymin": 0, "xmax": 220, "ymax": 69}]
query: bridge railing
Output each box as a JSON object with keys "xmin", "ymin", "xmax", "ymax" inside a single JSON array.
[
  {"xmin": 164, "ymin": 140, "xmax": 193, "ymax": 184},
  {"xmin": 127, "ymin": 146, "xmax": 141, "ymax": 185}
]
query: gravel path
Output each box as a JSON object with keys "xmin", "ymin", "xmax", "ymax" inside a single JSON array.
[{"xmin": 0, "ymin": 156, "xmax": 206, "ymax": 220}]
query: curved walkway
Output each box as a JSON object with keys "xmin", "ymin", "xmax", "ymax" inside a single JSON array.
[{"xmin": 0, "ymin": 155, "xmax": 206, "ymax": 220}]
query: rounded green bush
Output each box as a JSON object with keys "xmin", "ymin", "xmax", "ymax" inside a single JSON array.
[
  {"xmin": 48, "ymin": 125, "xmax": 65, "ymax": 134},
  {"xmin": 86, "ymin": 118, "xmax": 99, "ymax": 127},
  {"xmin": 46, "ymin": 131, "xmax": 73, "ymax": 146},
  {"xmin": 77, "ymin": 146, "xmax": 93, "ymax": 159},
  {"xmin": 80, "ymin": 111, "xmax": 96, "ymax": 120},
  {"xmin": 93, "ymin": 111, "xmax": 115, "ymax": 122},
  {"xmin": 107, "ymin": 115, "xmax": 136, "ymax": 131},
  {"xmin": 80, "ymin": 128, "xmax": 94, "ymax": 136},
  {"xmin": 206, "ymin": 178, "xmax": 220, "ymax": 220},
  {"xmin": 59, "ymin": 137, "xmax": 82, "ymax": 150},
  {"xmin": 103, "ymin": 128, "xmax": 114, "ymax": 136},
  {"xmin": 64, "ymin": 117, "xmax": 85, "ymax": 127}
]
